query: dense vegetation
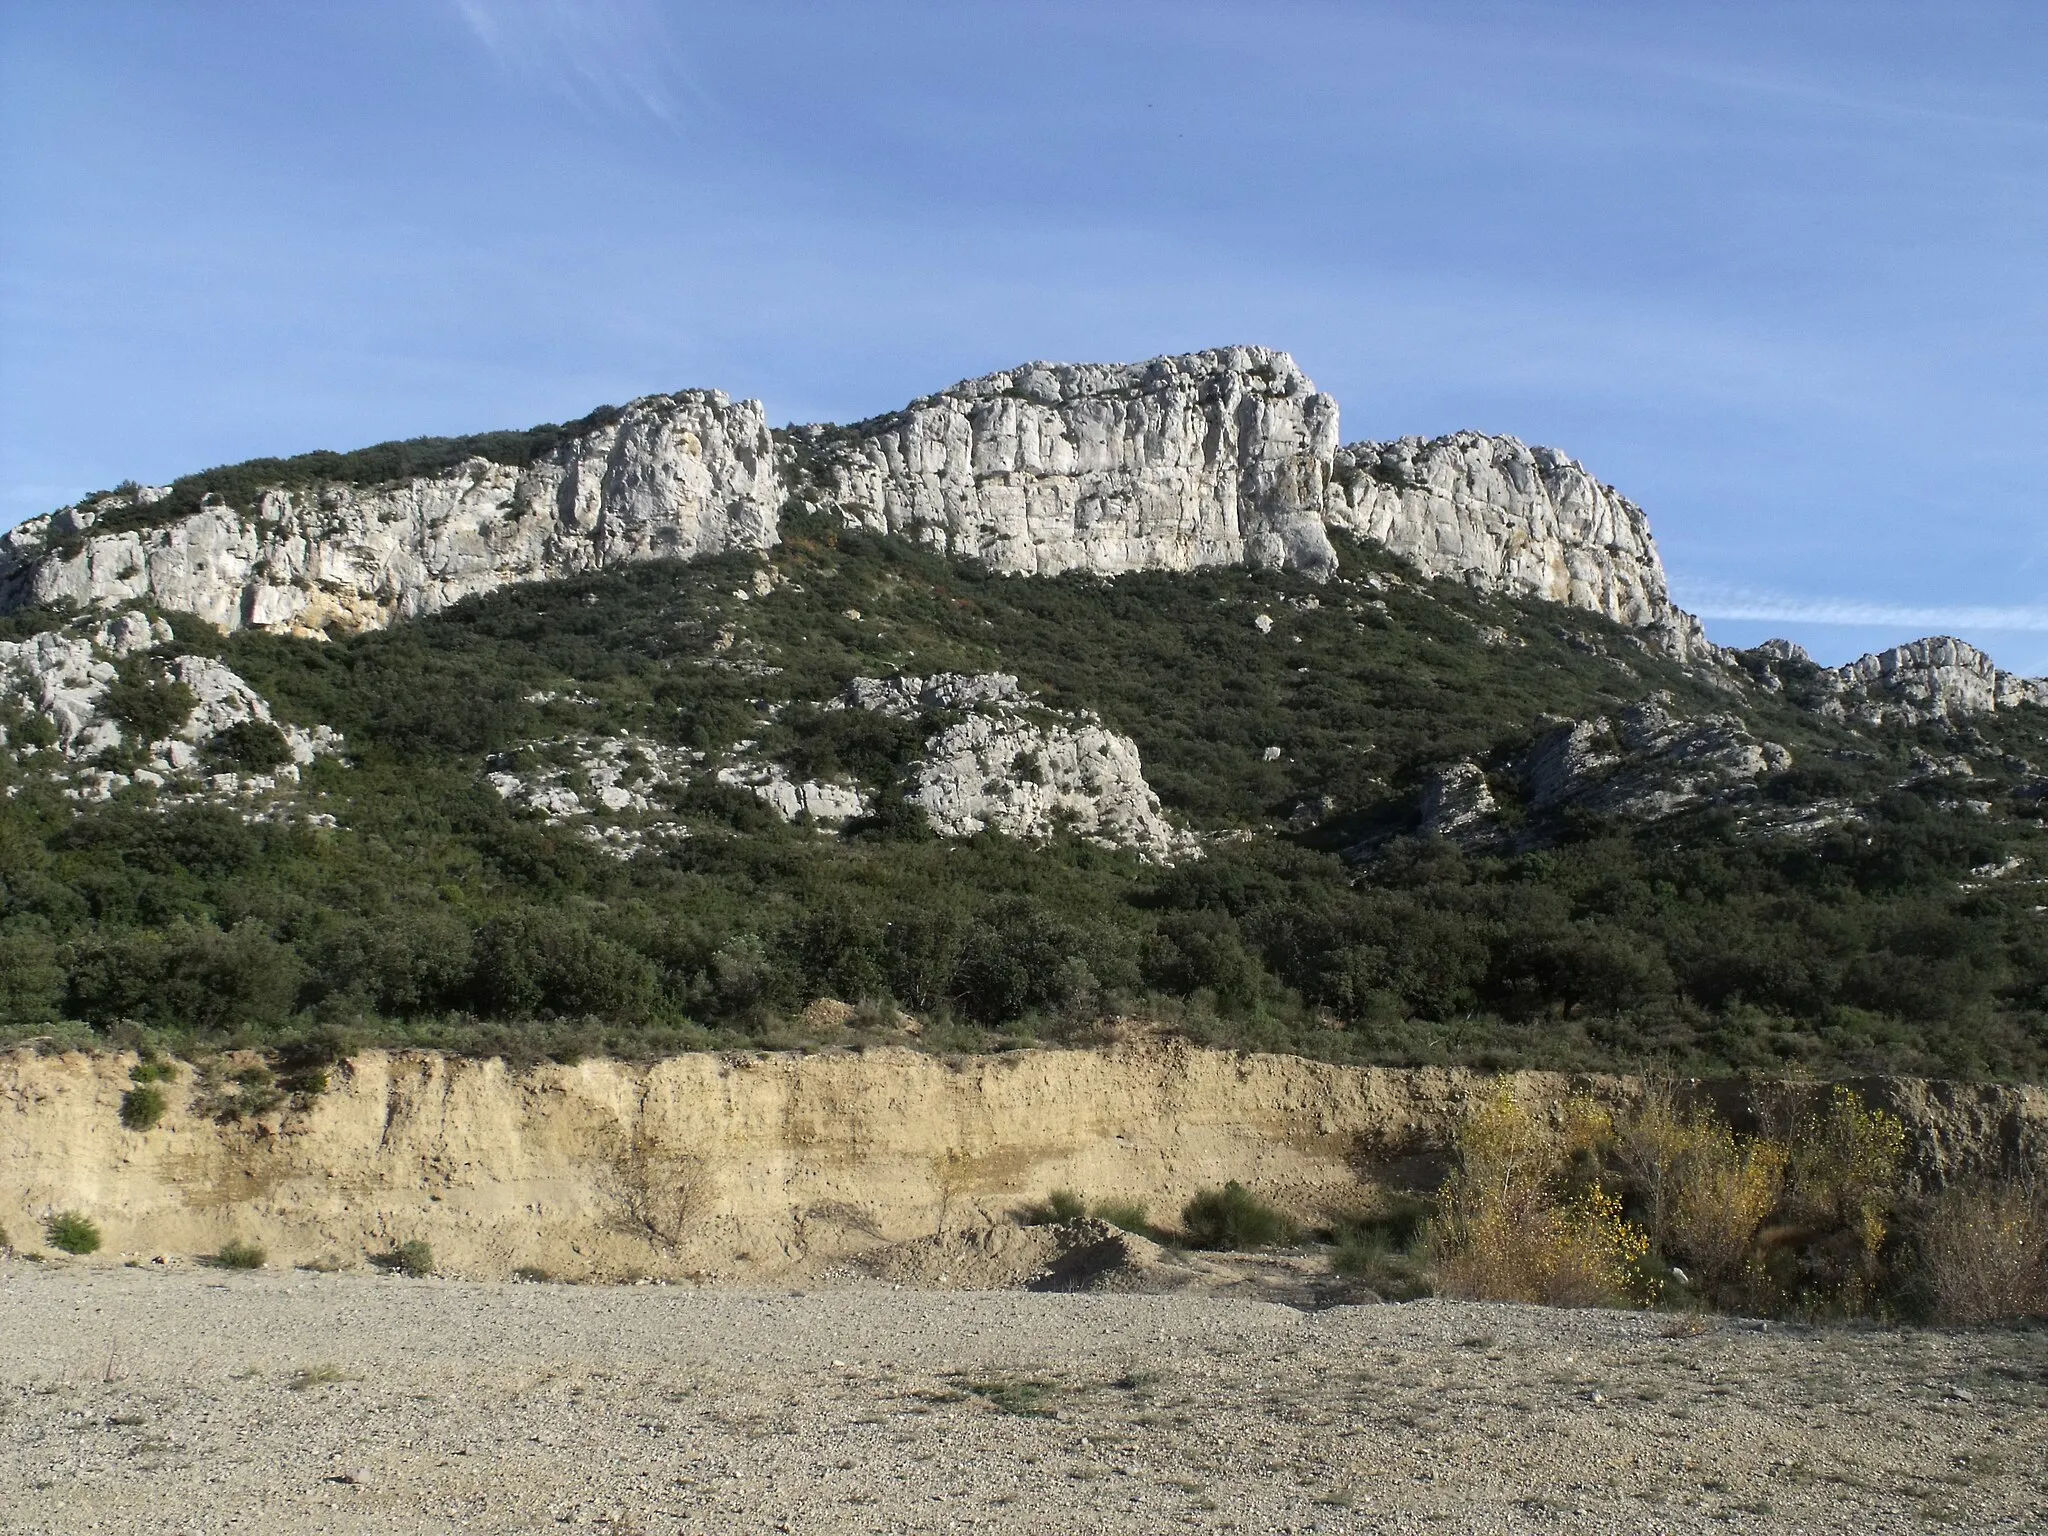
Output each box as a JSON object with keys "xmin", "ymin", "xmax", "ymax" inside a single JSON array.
[
  {"xmin": 4, "ymin": 511, "xmax": 2047, "ymax": 1079},
  {"xmin": 35, "ymin": 403, "xmax": 628, "ymax": 547}
]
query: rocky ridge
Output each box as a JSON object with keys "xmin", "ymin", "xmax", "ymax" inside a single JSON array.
[
  {"xmin": 0, "ymin": 391, "xmax": 777, "ymax": 638},
  {"xmin": 1736, "ymin": 635, "xmax": 2048, "ymax": 726},
  {"xmin": 1409, "ymin": 692, "xmax": 1796, "ymax": 850},
  {"xmin": 1328, "ymin": 431, "xmax": 1706, "ymax": 660},
  {"xmin": 6, "ymin": 346, "xmax": 2044, "ymax": 727}
]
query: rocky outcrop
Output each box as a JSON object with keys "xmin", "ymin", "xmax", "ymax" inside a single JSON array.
[
  {"xmin": 796, "ymin": 346, "xmax": 1342, "ymax": 580},
  {"xmin": 841, "ymin": 671, "xmax": 1191, "ymax": 861},
  {"xmin": 1524, "ymin": 696, "xmax": 1790, "ymax": 821},
  {"xmin": 1821, "ymin": 637, "xmax": 2048, "ymax": 725},
  {"xmin": 1416, "ymin": 761, "xmax": 1498, "ymax": 839},
  {"xmin": 476, "ymin": 672, "xmax": 1185, "ymax": 859},
  {"xmin": 0, "ymin": 613, "xmax": 341, "ymax": 798},
  {"xmin": 1327, "ymin": 432, "xmax": 1705, "ymax": 658},
  {"xmin": 0, "ymin": 391, "xmax": 778, "ymax": 637}
]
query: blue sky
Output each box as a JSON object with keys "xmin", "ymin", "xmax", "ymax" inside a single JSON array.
[{"xmin": 3, "ymin": 1, "xmax": 2045, "ymax": 668}]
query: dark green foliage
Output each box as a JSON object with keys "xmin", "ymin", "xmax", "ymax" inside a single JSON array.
[
  {"xmin": 118, "ymin": 1084, "xmax": 166, "ymax": 1131},
  {"xmin": 2, "ymin": 515, "xmax": 2048, "ymax": 1076},
  {"xmin": 45, "ymin": 1210, "xmax": 101, "ymax": 1255},
  {"xmin": 99, "ymin": 659, "xmax": 194, "ymax": 744},
  {"xmin": 1181, "ymin": 1181, "xmax": 1297, "ymax": 1250},
  {"xmin": 205, "ymin": 720, "xmax": 292, "ymax": 772}
]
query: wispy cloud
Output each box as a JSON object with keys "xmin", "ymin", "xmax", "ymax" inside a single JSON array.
[
  {"xmin": 1679, "ymin": 580, "xmax": 2048, "ymax": 633},
  {"xmin": 448, "ymin": 0, "xmax": 702, "ymax": 124}
]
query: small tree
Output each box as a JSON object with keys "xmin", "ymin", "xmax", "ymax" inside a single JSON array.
[{"xmin": 46, "ymin": 1211, "xmax": 102, "ymax": 1255}]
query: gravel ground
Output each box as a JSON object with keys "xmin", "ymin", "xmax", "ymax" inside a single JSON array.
[{"xmin": 3, "ymin": 1258, "xmax": 2045, "ymax": 1535}]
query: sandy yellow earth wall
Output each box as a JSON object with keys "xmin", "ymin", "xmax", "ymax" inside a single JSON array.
[{"xmin": 1, "ymin": 1045, "xmax": 2041, "ymax": 1280}]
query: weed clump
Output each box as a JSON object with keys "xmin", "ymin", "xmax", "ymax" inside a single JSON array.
[
  {"xmin": 119, "ymin": 1085, "xmax": 166, "ymax": 1131},
  {"xmin": 211, "ymin": 1239, "xmax": 266, "ymax": 1270},
  {"xmin": 1181, "ymin": 1182, "xmax": 1296, "ymax": 1250},
  {"xmin": 45, "ymin": 1211, "xmax": 102, "ymax": 1255},
  {"xmin": 1432, "ymin": 1090, "xmax": 1653, "ymax": 1307},
  {"xmin": 1914, "ymin": 1184, "xmax": 2048, "ymax": 1324},
  {"xmin": 1020, "ymin": 1189, "xmax": 1087, "ymax": 1225},
  {"xmin": 371, "ymin": 1239, "xmax": 434, "ymax": 1278},
  {"xmin": 1090, "ymin": 1199, "xmax": 1151, "ymax": 1236}
]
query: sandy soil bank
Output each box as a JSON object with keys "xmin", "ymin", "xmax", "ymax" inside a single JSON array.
[{"xmin": 6, "ymin": 1045, "xmax": 2043, "ymax": 1283}]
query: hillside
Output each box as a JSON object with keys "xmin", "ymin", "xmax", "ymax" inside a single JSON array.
[{"xmin": 2, "ymin": 349, "xmax": 2047, "ymax": 1079}]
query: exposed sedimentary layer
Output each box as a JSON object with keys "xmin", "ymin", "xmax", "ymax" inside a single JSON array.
[{"xmin": 2, "ymin": 1045, "xmax": 2038, "ymax": 1282}]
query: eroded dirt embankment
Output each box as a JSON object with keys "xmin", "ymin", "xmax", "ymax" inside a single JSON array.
[{"xmin": 2, "ymin": 1044, "xmax": 2042, "ymax": 1280}]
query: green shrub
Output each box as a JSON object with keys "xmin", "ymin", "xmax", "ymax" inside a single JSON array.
[
  {"xmin": 204, "ymin": 720, "xmax": 293, "ymax": 772},
  {"xmin": 1331, "ymin": 1195, "xmax": 1435, "ymax": 1297},
  {"xmin": 211, "ymin": 1238, "xmax": 266, "ymax": 1270},
  {"xmin": 1181, "ymin": 1182, "xmax": 1297, "ymax": 1250},
  {"xmin": 1019, "ymin": 1189, "xmax": 1087, "ymax": 1226},
  {"xmin": 100, "ymin": 661, "xmax": 195, "ymax": 744},
  {"xmin": 45, "ymin": 1211, "xmax": 102, "ymax": 1255},
  {"xmin": 130, "ymin": 1057, "xmax": 177, "ymax": 1084},
  {"xmin": 512, "ymin": 1264, "xmax": 552, "ymax": 1283},
  {"xmin": 372, "ymin": 1239, "xmax": 434, "ymax": 1278},
  {"xmin": 119, "ymin": 1084, "xmax": 167, "ymax": 1131},
  {"xmin": 1091, "ymin": 1199, "xmax": 1151, "ymax": 1236}
]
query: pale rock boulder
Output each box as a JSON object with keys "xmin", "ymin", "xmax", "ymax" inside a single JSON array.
[
  {"xmin": 1524, "ymin": 694, "xmax": 1790, "ymax": 821},
  {"xmin": 834, "ymin": 670, "xmax": 1193, "ymax": 861},
  {"xmin": 837, "ymin": 672, "xmax": 1025, "ymax": 718},
  {"xmin": 907, "ymin": 711, "xmax": 1191, "ymax": 862},
  {"xmin": 0, "ymin": 391, "xmax": 778, "ymax": 637},
  {"xmin": 803, "ymin": 346, "xmax": 1341, "ymax": 580},
  {"xmin": 164, "ymin": 656, "xmax": 340, "ymax": 767},
  {"xmin": 1417, "ymin": 761, "xmax": 1497, "ymax": 840},
  {"xmin": 0, "ymin": 633, "xmax": 125, "ymax": 757},
  {"xmin": 715, "ymin": 756, "xmax": 872, "ymax": 823},
  {"xmin": 1327, "ymin": 432, "xmax": 1706, "ymax": 658}
]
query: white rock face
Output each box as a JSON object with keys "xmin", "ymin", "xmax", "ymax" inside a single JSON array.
[
  {"xmin": 0, "ymin": 348, "xmax": 1735, "ymax": 659},
  {"xmin": 1523, "ymin": 695, "xmax": 1790, "ymax": 821},
  {"xmin": 907, "ymin": 711, "xmax": 1189, "ymax": 862},
  {"xmin": 803, "ymin": 346, "xmax": 1341, "ymax": 580},
  {"xmin": 837, "ymin": 672, "xmax": 1024, "ymax": 717},
  {"xmin": 1417, "ymin": 762, "xmax": 1497, "ymax": 840},
  {"xmin": 1818, "ymin": 637, "xmax": 2048, "ymax": 725},
  {"xmin": 0, "ymin": 391, "xmax": 778, "ymax": 637},
  {"xmin": 714, "ymin": 758, "xmax": 872, "ymax": 823},
  {"xmin": 831, "ymin": 670, "xmax": 1192, "ymax": 861},
  {"xmin": 0, "ymin": 606, "xmax": 339, "ymax": 786},
  {"xmin": 1327, "ymin": 432, "xmax": 1705, "ymax": 657}
]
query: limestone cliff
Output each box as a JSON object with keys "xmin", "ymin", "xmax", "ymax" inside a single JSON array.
[
  {"xmin": 1327, "ymin": 432, "xmax": 1706, "ymax": 658},
  {"xmin": 0, "ymin": 391, "xmax": 778, "ymax": 637},
  {"xmin": 792, "ymin": 346, "xmax": 1342, "ymax": 579}
]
